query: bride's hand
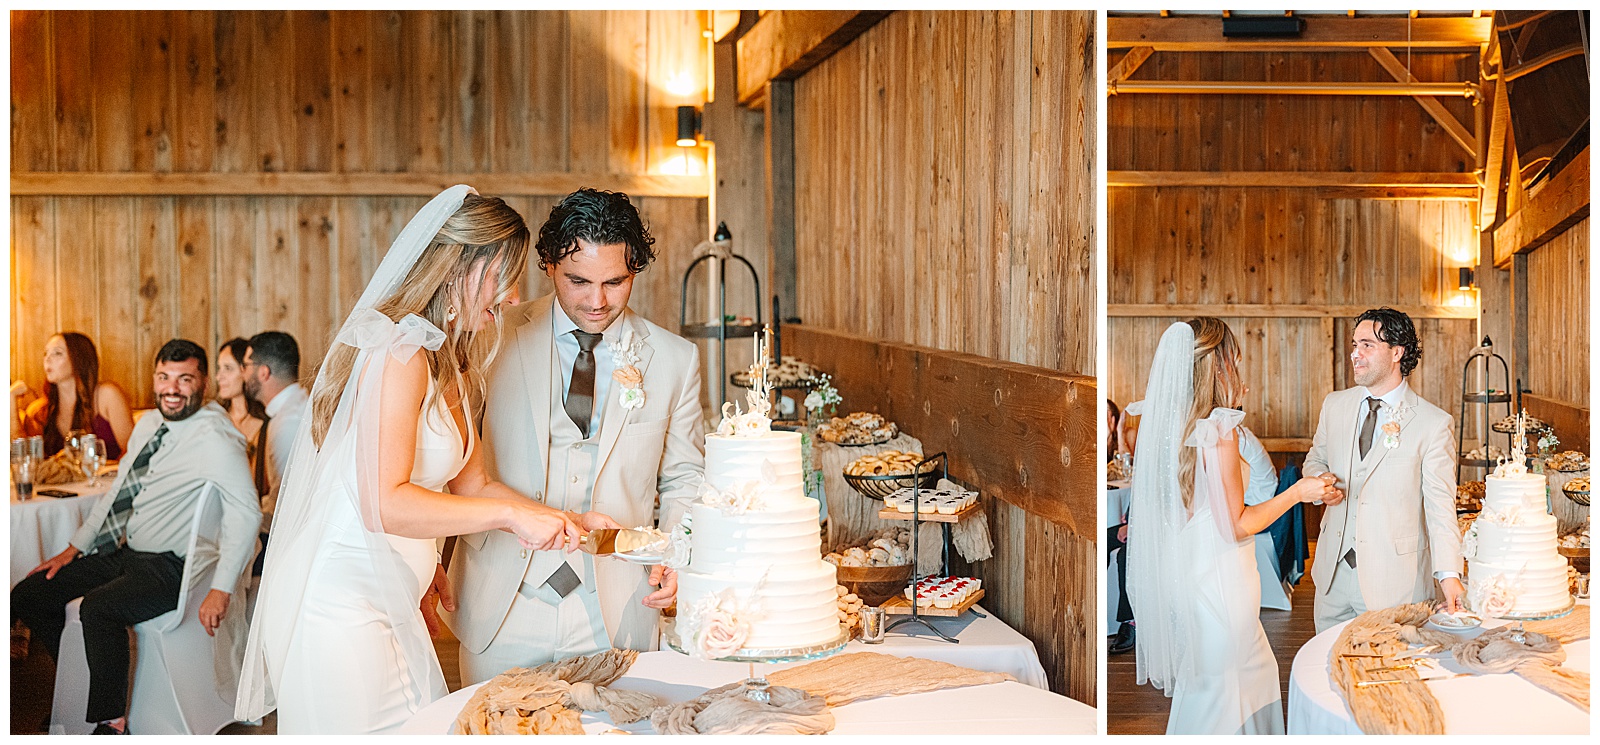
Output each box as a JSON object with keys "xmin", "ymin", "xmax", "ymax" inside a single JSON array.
[
  {"xmin": 504, "ymin": 500, "xmax": 584, "ymax": 552},
  {"xmin": 1293, "ymin": 475, "xmax": 1335, "ymax": 503}
]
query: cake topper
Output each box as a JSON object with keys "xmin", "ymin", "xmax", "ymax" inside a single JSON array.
[
  {"xmin": 716, "ymin": 326, "xmax": 775, "ymax": 436},
  {"xmin": 1493, "ymin": 408, "xmax": 1530, "ymax": 477}
]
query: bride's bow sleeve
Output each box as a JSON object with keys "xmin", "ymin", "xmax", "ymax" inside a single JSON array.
[
  {"xmin": 334, "ymin": 309, "xmax": 446, "ymax": 363},
  {"xmin": 1185, "ymin": 408, "xmax": 1246, "ymax": 448}
]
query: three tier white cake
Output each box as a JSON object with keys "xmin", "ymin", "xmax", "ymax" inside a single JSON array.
[
  {"xmin": 670, "ymin": 332, "xmax": 841, "ymax": 659},
  {"xmin": 1463, "ymin": 414, "xmax": 1573, "ymax": 617}
]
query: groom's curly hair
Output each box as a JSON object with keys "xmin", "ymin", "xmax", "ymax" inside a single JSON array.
[
  {"xmin": 534, "ymin": 188, "xmax": 657, "ymax": 274},
  {"xmin": 1357, "ymin": 307, "xmax": 1422, "ymax": 377}
]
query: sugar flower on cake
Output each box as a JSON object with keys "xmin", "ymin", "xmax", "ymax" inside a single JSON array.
[
  {"xmin": 697, "ymin": 462, "xmax": 777, "ymax": 516},
  {"xmin": 1460, "ymin": 521, "xmax": 1480, "ymax": 559},
  {"xmin": 683, "ymin": 589, "xmax": 759, "ymax": 660},
  {"xmin": 663, "ymin": 514, "xmax": 693, "ymax": 570},
  {"xmin": 1468, "ymin": 574, "xmax": 1519, "ymax": 618}
]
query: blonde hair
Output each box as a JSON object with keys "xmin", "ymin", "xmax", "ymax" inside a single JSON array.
[
  {"xmin": 1178, "ymin": 317, "xmax": 1246, "ymax": 510},
  {"xmin": 310, "ymin": 194, "xmax": 529, "ymax": 446}
]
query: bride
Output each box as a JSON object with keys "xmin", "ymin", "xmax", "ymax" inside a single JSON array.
[
  {"xmin": 237, "ymin": 186, "xmax": 584, "ymax": 733},
  {"xmin": 1126, "ymin": 318, "xmax": 1338, "ymax": 735}
]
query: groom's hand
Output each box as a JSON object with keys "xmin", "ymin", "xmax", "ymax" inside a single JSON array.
[
  {"xmin": 643, "ymin": 565, "xmax": 678, "ymax": 609},
  {"xmin": 1439, "ymin": 577, "xmax": 1466, "ymax": 613}
]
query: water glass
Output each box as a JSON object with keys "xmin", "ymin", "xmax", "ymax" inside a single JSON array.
[
  {"xmin": 80, "ymin": 434, "xmax": 104, "ymax": 487},
  {"xmin": 11, "ymin": 437, "xmax": 34, "ymax": 500}
]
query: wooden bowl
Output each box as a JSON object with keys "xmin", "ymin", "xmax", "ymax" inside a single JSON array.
[
  {"xmin": 1558, "ymin": 546, "xmax": 1589, "ymax": 574},
  {"xmin": 834, "ymin": 563, "xmax": 915, "ymax": 606}
]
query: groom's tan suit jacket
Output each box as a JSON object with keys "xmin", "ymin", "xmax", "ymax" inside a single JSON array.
[
  {"xmin": 446, "ymin": 295, "xmax": 705, "ymax": 655},
  {"xmin": 1304, "ymin": 384, "xmax": 1462, "ymax": 610}
]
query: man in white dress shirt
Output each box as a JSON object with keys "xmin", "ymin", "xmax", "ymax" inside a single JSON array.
[
  {"xmin": 243, "ymin": 331, "xmax": 307, "ymax": 524},
  {"xmin": 440, "ymin": 189, "xmax": 707, "ymax": 684},
  {"xmin": 1304, "ymin": 308, "xmax": 1463, "ymax": 632},
  {"xmin": 11, "ymin": 340, "xmax": 260, "ymax": 734}
]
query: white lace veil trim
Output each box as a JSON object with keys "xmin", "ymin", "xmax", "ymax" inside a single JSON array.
[{"xmin": 236, "ymin": 185, "xmax": 474, "ymax": 720}]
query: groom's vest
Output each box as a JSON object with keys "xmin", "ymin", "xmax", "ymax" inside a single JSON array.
[
  {"xmin": 520, "ymin": 370, "xmax": 601, "ymax": 602},
  {"xmin": 1331, "ymin": 405, "xmax": 1377, "ymax": 580}
]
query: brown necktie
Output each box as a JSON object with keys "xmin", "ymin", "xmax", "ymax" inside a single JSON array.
[
  {"xmin": 564, "ymin": 330, "xmax": 603, "ymax": 439},
  {"xmin": 1357, "ymin": 396, "xmax": 1382, "ymax": 460}
]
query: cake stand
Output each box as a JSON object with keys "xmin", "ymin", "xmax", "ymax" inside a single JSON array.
[
  {"xmin": 661, "ymin": 618, "xmax": 849, "ymax": 702},
  {"xmin": 1493, "ymin": 598, "xmax": 1575, "ymax": 644}
]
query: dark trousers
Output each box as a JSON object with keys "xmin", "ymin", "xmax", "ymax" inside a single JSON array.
[
  {"xmin": 11, "ymin": 548, "xmax": 185, "ymax": 724},
  {"xmin": 1106, "ymin": 524, "xmax": 1133, "ymax": 625}
]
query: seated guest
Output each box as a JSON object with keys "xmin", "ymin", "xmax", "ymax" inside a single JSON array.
[
  {"xmin": 11, "ymin": 339, "xmax": 260, "ymax": 735},
  {"xmin": 216, "ymin": 338, "xmax": 270, "ymax": 496},
  {"xmin": 18, "ymin": 332, "xmax": 134, "ymax": 460},
  {"xmin": 243, "ymin": 332, "xmax": 306, "ymax": 524},
  {"xmin": 1237, "ymin": 425, "xmax": 1279, "ymax": 507},
  {"xmin": 1106, "ymin": 399, "xmax": 1134, "ymax": 654}
]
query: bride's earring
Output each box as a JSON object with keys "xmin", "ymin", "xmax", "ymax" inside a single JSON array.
[{"xmin": 447, "ymin": 305, "xmax": 458, "ymax": 323}]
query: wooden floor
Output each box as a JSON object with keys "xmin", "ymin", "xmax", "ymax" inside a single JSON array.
[
  {"xmin": 1106, "ymin": 541, "xmax": 1321, "ymax": 735},
  {"xmin": 9, "ymin": 622, "xmax": 467, "ymax": 735}
]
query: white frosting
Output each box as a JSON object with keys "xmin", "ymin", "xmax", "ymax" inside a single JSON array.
[
  {"xmin": 675, "ymin": 432, "xmax": 840, "ymax": 652},
  {"xmin": 1467, "ymin": 471, "xmax": 1572, "ymax": 615}
]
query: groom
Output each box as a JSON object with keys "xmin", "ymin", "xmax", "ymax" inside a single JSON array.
[
  {"xmin": 441, "ymin": 189, "xmax": 706, "ymax": 684},
  {"xmin": 1304, "ymin": 308, "xmax": 1464, "ymax": 632}
]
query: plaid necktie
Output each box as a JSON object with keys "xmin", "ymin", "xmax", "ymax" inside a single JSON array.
[{"xmin": 90, "ymin": 424, "xmax": 168, "ymax": 554}]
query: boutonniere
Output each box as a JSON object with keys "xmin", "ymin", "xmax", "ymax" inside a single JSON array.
[
  {"xmin": 1382, "ymin": 401, "xmax": 1413, "ymax": 449},
  {"xmin": 608, "ymin": 329, "xmax": 646, "ymax": 410}
]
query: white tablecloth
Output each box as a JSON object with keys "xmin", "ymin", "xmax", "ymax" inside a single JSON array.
[
  {"xmin": 10, "ymin": 480, "xmax": 109, "ymax": 589},
  {"xmin": 400, "ymin": 649, "xmax": 1095, "ymax": 735},
  {"xmin": 1287, "ymin": 607, "xmax": 1591, "ymax": 734}
]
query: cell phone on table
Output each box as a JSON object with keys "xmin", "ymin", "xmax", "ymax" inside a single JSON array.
[{"xmin": 36, "ymin": 489, "xmax": 76, "ymax": 498}]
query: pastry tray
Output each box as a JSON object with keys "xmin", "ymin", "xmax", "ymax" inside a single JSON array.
[
  {"xmin": 882, "ymin": 588, "xmax": 984, "ymax": 617},
  {"xmin": 878, "ymin": 500, "xmax": 980, "ymax": 524}
]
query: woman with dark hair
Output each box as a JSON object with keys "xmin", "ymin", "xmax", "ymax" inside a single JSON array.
[
  {"xmin": 18, "ymin": 332, "xmax": 133, "ymax": 460},
  {"xmin": 217, "ymin": 337, "xmax": 270, "ymax": 496}
]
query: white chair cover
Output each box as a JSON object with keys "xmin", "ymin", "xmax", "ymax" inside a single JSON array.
[{"xmin": 49, "ymin": 483, "xmax": 255, "ymax": 735}]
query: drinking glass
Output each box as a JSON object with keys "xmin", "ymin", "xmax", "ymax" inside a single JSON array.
[
  {"xmin": 11, "ymin": 437, "xmax": 34, "ymax": 500},
  {"xmin": 80, "ymin": 435, "xmax": 104, "ymax": 487}
]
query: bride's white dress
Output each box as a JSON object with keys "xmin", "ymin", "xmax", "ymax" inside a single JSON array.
[
  {"xmin": 1167, "ymin": 408, "xmax": 1283, "ymax": 735},
  {"xmin": 267, "ymin": 380, "xmax": 472, "ymax": 734}
]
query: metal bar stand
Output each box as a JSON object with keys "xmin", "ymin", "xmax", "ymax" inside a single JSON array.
[
  {"xmin": 885, "ymin": 451, "xmax": 959, "ymax": 643},
  {"xmin": 1456, "ymin": 336, "xmax": 1513, "ymax": 483},
  {"xmin": 679, "ymin": 223, "xmax": 762, "ymax": 408}
]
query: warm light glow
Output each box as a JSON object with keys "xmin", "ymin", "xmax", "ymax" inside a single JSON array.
[
  {"xmin": 659, "ymin": 152, "xmax": 706, "ymax": 177},
  {"xmin": 665, "ymin": 71, "xmax": 697, "ymax": 98},
  {"xmin": 676, "ymin": 137, "xmax": 698, "ymax": 147},
  {"xmin": 1449, "ymin": 290, "xmax": 1478, "ymax": 308}
]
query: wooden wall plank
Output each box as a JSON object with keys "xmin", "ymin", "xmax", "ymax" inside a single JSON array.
[
  {"xmin": 1526, "ymin": 218, "xmax": 1589, "ymax": 409},
  {"xmin": 172, "ymin": 10, "xmax": 217, "ymax": 172},
  {"xmin": 50, "ymin": 12, "xmax": 95, "ymax": 172},
  {"xmin": 606, "ymin": 11, "xmax": 648, "ymax": 175},
  {"xmin": 12, "ymin": 198, "xmax": 57, "ymax": 395},
  {"xmin": 131, "ymin": 10, "xmax": 175, "ymax": 174},
  {"xmin": 12, "ymin": 11, "xmax": 56, "ymax": 172},
  {"xmin": 90, "ymin": 12, "xmax": 135, "ymax": 172},
  {"xmin": 213, "ymin": 11, "xmax": 255, "ymax": 173},
  {"xmin": 133, "ymin": 198, "xmax": 177, "ymax": 381},
  {"xmin": 251, "ymin": 11, "xmax": 294, "ymax": 172},
  {"xmin": 53, "ymin": 197, "xmax": 99, "ymax": 344},
  {"xmin": 92, "ymin": 198, "xmax": 140, "ymax": 404},
  {"xmin": 291, "ymin": 10, "xmax": 334, "ymax": 172},
  {"xmin": 449, "ymin": 10, "xmax": 491, "ymax": 172},
  {"xmin": 174, "ymin": 196, "xmax": 215, "ymax": 349}
]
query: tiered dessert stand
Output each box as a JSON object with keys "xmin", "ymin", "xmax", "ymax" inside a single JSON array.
[
  {"xmin": 679, "ymin": 221, "xmax": 762, "ymax": 408},
  {"xmin": 1456, "ymin": 336, "xmax": 1517, "ymax": 482},
  {"xmin": 844, "ymin": 451, "xmax": 981, "ymax": 644}
]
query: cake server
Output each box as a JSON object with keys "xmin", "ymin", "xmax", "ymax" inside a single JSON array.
[{"xmin": 578, "ymin": 528, "xmax": 664, "ymax": 556}]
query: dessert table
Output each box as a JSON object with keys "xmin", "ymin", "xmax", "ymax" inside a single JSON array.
[
  {"xmin": 1287, "ymin": 604, "xmax": 1591, "ymax": 734},
  {"xmin": 399, "ymin": 648, "xmax": 1094, "ymax": 735},
  {"xmin": 10, "ymin": 479, "xmax": 110, "ymax": 589}
]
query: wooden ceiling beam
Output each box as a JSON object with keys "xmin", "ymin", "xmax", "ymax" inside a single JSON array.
[
  {"xmin": 1493, "ymin": 146, "xmax": 1590, "ymax": 267},
  {"xmin": 1367, "ymin": 46, "xmax": 1478, "ymax": 157},
  {"xmin": 1108, "ymin": 16, "xmax": 1494, "ymax": 51},
  {"xmin": 1107, "ymin": 170, "xmax": 1478, "ymax": 189},
  {"xmin": 1480, "ymin": 74, "xmax": 1511, "ymax": 230},
  {"xmin": 1108, "ymin": 46, "xmax": 1155, "ymax": 85},
  {"xmin": 735, "ymin": 10, "xmax": 890, "ymax": 107},
  {"xmin": 1108, "ymin": 304, "xmax": 1478, "ymax": 320},
  {"xmin": 9, "ymin": 171, "xmax": 712, "ymax": 199}
]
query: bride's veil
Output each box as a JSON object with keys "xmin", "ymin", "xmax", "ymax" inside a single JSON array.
[
  {"xmin": 235, "ymin": 185, "xmax": 474, "ymax": 720},
  {"xmin": 1125, "ymin": 321, "xmax": 1199, "ymax": 694}
]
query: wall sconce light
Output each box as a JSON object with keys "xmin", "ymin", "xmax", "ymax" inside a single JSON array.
[
  {"xmin": 677, "ymin": 105, "xmax": 702, "ymax": 147},
  {"xmin": 1458, "ymin": 267, "xmax": 1475, "ymax": 291}
]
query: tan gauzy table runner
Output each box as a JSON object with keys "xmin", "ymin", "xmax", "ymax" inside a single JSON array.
[{"xmin": 1330, "ymin": 603, "xmax": 1591, "ymax": 735}]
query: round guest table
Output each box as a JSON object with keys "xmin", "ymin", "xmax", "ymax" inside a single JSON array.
[
  {"xmin": 1287, "ymin": 605, "xmax": 1591, "ymax": 734},
  {"xmin": 400, "ymin": 647, "xmax": 1095, "ymax": 735},
  {"xmin": 10, "ymin": 479, "xmax": 110, "ymax": 589}
]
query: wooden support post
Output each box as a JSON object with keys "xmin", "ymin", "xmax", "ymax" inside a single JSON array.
[
  {"xmin": 1107, "ymin": 46, "xmax": 1154, "ymax": 85},
  {"xmin": 764, "ymin": 79, "xmax": 797, "ymax": 320}
]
